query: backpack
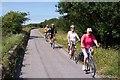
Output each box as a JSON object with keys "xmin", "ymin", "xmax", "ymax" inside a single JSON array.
[
  {"xmin": 79, "ymin": 52, "xmax": 84, "ymax": 62},
  {"xmin": 55, "ymin": 29, "xmax": 57, "ymax": 34}
]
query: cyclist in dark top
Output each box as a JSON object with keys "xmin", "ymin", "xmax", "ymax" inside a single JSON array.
[{"xmin": 50, "ymin": 23, "xmax": 57, "ymax": 44}]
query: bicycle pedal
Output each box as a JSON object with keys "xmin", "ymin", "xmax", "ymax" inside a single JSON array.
[{"xmin": 85, "ymin": 71, "xmax": 89, "ymax": 74}]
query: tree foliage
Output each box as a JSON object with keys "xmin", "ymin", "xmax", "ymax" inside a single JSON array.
[
  {"xmin": 2, "ymin": 11, "xmax": 29, "ymax": 35},
  {"xmin": 56, "ymin": 2, "xmax": 120, "ymax": 48},
  {"xmin": 40, "ymin": 18, "xmax": 59, "ymax": 28}
]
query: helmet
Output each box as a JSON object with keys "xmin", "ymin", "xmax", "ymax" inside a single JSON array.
[
  {"xmin": 70, "ymin": 25, "xmax": 75, "ymax": 28},
  {"xmin": 46, "ymin": 25, "xmax": 48, "ymax": 27},
  {"xmin": 87, "ymin": 28, "xmax": 92, "ymax": 32},
  {"xmin": 51, "ymin": 23, "xmax": 54, "ymax": 26}
]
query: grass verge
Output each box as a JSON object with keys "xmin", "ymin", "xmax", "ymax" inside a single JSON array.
[
  {"xmin": 1, "ymin": 26, "xmax": 32, "ymax": 78},
  {"xmin": 2, "ymin": 34, "xmax": 24, "ymax": 56},
  {"xmin": 94, "ymin": 48, "xmax": 119, "ymax": 78}
]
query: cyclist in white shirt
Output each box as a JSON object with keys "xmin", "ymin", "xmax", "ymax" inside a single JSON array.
[{"xmin": 67, "ymin": 25, "xmax": 80, "ymax": 55}]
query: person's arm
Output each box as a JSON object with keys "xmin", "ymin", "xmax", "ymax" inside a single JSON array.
[
  {"xmin": 94, "ymin": 40, "xmax": 99, "ymax": 47},
  {"xmin": 81, "ymin": 34, "xmax": 85, "ymax": 48},
  {"xmin": 76, "ymin": 33, "xmax": 80, "ymax": 41},
  {"xmin": 92, "ymin": 35, "xmax": 99, "ymax": 47},
  {"xmin": 67, "ymin": 31, "xmax": 70, "ymax": 43}
]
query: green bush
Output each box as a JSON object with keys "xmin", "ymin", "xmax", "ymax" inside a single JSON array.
[{"xmin": 2, "ymin": 34, "xmax": 23, "ymax": 56}]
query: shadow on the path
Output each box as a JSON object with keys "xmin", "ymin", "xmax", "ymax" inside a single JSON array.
[
  {"xmin": 13, "ymin": 48, "xmax": 26, "ymax": 78},
  {"xmin": 29, "ymin": 36, "xmax": 43, "ymax": 39},
  {"xmin": 54, "ymin": 45, "xmax": 63, "ymax": 49},
  {"xmin": 13, "ymin": 30, "xmax": 34, "ymax": 79}
]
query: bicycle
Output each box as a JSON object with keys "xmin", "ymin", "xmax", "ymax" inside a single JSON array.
[
  {"xmin": 75, "ymin": 51, "xmax": 84, "ymax": 64},
  {"xmin": 50, "ymin": 35, "xmax": 56, "ymax": 49},
  {"xmin": 85, "ymin": 47, "xmax": 96, "ymax": 78},
  {"xmin": 44, "ymin": 32, "xmax": 48, "ymax": 42},
  {"xmin": 68, "ymin": 41, "xmax": 78, "ymax": 60},
  {"xmin": 75, "ymin": 46, "xmax": 96, "ymax": 78},
  {"xmin": 67, "ymin": 43, "xmax": 70, "ymax": 54}
]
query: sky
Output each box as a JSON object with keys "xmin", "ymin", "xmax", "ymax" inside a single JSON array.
[
  {"xmin": 2, "ymin": 2, "xmax": 61, "ymax": 24},
  {"xmin": 2, "ymin": 0, "xmax": 118, "ymax": 24},
  {"xmin": 1, "ymin": 0, "xmax": 60, "ymax": 2}
]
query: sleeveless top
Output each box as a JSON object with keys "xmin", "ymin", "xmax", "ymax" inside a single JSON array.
[{"xmin": 68, "ymin": 31, "xmax": 77, "ymax": 42}]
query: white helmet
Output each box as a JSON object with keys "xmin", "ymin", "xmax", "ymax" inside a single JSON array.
[
  {"xmin": 87, "ymin": 28, "xmax": 92, "ymax": 32},
  {"xmin": 46, "ymin": 25, "xmax": 48, "ymax": 26},
  {"xmin": 70, "ymin": 25, "xmax": 75, "ymax": 28},
  {"xmin": 51, "ymin": 23, "xmax": 54, "ymax": 26}
]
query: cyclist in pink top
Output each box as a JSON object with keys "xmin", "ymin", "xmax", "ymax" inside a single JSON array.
[{"xmin": 81, "ymin": 28, "xmax": 99, "ymax": 71}]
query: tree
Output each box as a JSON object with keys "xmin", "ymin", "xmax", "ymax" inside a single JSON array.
[
  {"xmin": 2, "ymin": 11, "xmax": 29, "ymax": 34},
  {"xmin": 56, "ymin": 2, "xmax": 120, "ymax": 47}
]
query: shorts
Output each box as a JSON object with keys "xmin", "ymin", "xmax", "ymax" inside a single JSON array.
[
  {"xmin": 50, "ymin": 34, "xmax": 55, "ymax": 39},
  {"xmin": 82, "ymin": 48, "xmax": 89, "ymax": 59},
  {"xmin": 68, "ymin": 41, "xmax": 76, "ymax": 49},
  {"xmin": 69, "ymin": 40, "xmax": 76, "ymax": 45}
]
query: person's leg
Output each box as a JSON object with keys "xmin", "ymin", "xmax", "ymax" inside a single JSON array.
[
  {"xmin": 48, "ymin": 33, "xmax": 50, "ymax": 39},
  {"xmin": 46, "ymin": 32, "xmax": 48, "ymax": 39},
  {"xmin": 51, "ymin": 35, "xmax": 54, "ymax": 42},
  {"xmin": 44, "ymin": 32, "xmax": 46, "ymax": 38},
  {"xmin": 68, "ymin": 45, "xmax": 70, "ymax": 53},
  {"xmin": 69, "ymin": 42, "xmax": 72, "ymax": 55},
  {"xmin": 52, "ymin": 36, "xmax": 55, "ymax": 46},
  {"xmin": 74, "ymin": 43, "xmax": 76, "ymax": 52},
  {"xmin": 82, "ymin": 48, "xmax": 88, "ymax": 70},
  {"xmin": 68, "ymin": 42, "xmax": 70, "ymax": 53},
  {"xmin": 50, "ymin": 34, "xmax": 52, "ymax": 43},
  {"xmin": 53, "ymin": 34, "xmax": 56, "ymax": 42}
]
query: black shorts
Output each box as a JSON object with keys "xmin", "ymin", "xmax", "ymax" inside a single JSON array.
[
  {"xmin": 50, "ymin": 34, "xmax": 55, "ymax": 39},
  {"xmin": 50, "ymin": 34, "xmax": 53, "ymax": 39}
]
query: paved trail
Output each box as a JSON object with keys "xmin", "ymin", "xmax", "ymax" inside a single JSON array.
[{"xmin": 19, "ymin": 29, "xmax": 98, "ymax": 78}]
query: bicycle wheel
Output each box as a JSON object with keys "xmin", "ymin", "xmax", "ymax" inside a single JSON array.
[
  {"xmin": 73, "ymin": 51, "xmax": 77, "ymax": 61},
  {"xmin": 52, "ymin": 41, "xmax": 55, "ymax": 49},
  {"xmin": 89, "ymin": 59, "xmax": 96, "ymax": 78},
  {"xmin": 46, "ymin": 34, "xmax": 49, "ymax": 42},
  {"xmin": 85, "ymin": 61, "xmax": 89, "ymax": 74},
  {"xmin": 45, "ymin": 36, "xmax": 48, "ymax": 42},
  {"xmin": 70, "ymin": 52, "xmax": 72, "ymax": 59},
  {"xmin": 68, "ymin": 46, "xmax": 70, "ymax": 54},
  {"xmin": 69, "ymin": 51, "xmax": 74, "ymax": 59},
  {"xmin": 45, "ymin": 34, "xmax": 46, "ymax": 39},
  {"xmin": 50, "ymin": 41, "xmax": 52, "ymax": 47},
  {"xmin": 75, "ymin": 54, "xmax": 79, "ymax": 64}
]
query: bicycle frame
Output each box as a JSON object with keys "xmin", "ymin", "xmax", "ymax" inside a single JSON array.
[
  {"xmin": 69, "ymin": 41, "xmax": 77, "ymax": 60},
  {"xmin": 51, "ymin": 35, "xmax": 56, "ymax": 49},
  {"xmin": 86, "ymin": 47, "xmax": 96, "ymax": 78},
  {"xmin": 45, "ymin": 32, "xmax": 48, "ymax": 41}
]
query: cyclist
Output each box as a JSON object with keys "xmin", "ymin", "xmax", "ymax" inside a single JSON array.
[
  {"xmin": 81, "ymin": 28, "xmax": 99, "ymax": 71},
  {"xmin": 47, "ymin": 26, "xmax": 51, "ymax": 34},
  {"xmin": 67, "ymin": 25, "xmax": 80, "ymax": 55},
  {"xmin": 50, "ymin": 23, "xmax": 57, "ymax": 44},
  {"xmin": 44, "ymin": 25, "xmax": 48, "ymax": 38}
]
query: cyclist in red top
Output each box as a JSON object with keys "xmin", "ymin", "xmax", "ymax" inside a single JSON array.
[{"xmin": 81, "ymin": 28, "xmax": 99, "ymax": 71}]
